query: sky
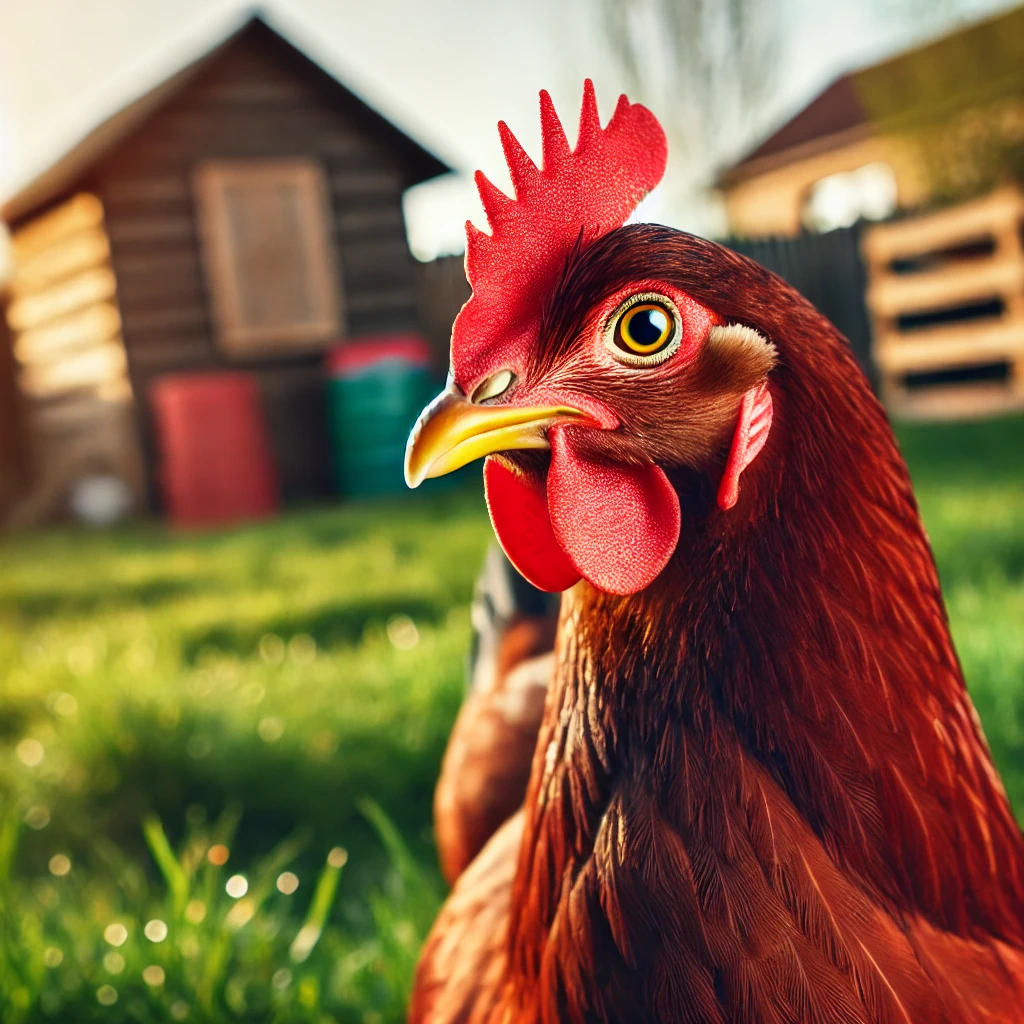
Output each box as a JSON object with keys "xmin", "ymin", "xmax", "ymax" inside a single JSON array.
[{"xmin": 0, "ymin": 0, "xmax": 1020, "ymax": 260}]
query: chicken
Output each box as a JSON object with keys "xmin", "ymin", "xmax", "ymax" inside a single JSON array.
[
  {"xmin": 435, "ymin": 544, "xmax": 557, "ymax": 884},
  {"xmin": 403, "ymin": 81, "xmax": 1024, "ymax": 1023}
]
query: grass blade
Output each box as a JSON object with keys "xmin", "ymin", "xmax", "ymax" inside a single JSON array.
[
  {"xmin": 142, "ymin": 815, "xmax": 189, "ymax": 918},
  {"xmin": 289, "ymin": 847, "xmax": 347, "ymax": 964}
]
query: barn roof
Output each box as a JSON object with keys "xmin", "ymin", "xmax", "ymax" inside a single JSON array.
[
  {"xmin": 723, "ymin": 3, "xmax": 1024, "ymax": 184},
  {"xmin": 1, "ymin": 12, "xmax": 451, "ymax": 224}
]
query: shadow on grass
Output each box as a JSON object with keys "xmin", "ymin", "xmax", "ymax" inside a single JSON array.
[
  {"xmin": 0, "ymin": 692, "xmax": 48, "ymax": 741},
  {"xmin": 0, "ymin": 575, "xmax": 210, "ymax": 625},
  {"xmin": 180, "ymin": 594, "xmax": 448, "ymax": 662},
  {"xmin": 896, "ymin": 414, "xmax": 1024, "ymax": 488},
  {"xmin": 933, "ymin": 532, "xmax": 1024, "ymax": 589}
]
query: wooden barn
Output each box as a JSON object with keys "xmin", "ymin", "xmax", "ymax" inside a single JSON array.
[{"xmin": 0, "ymin": 14, "xmax": 449, "ymax": 523}]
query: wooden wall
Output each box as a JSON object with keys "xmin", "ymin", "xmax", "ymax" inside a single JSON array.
[
  {"xmin": 87, "ymin": 23, "xmax": 423, "ymax": 505},
  {"xmin": 414, "ymin": 254, "xmax": 470, "ymax": 373},
  {"xmin": 0, "ymin": 297, "xmax": 28, "ymax": 515},
  {"xmin": 2, "ymin": 193, "xmax": 143, "ymax": 524}
]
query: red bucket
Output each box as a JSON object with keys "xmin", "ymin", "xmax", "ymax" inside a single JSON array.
[{"xmin": 151, "ymin": 372, "xmax": 278, "ymax": 528}]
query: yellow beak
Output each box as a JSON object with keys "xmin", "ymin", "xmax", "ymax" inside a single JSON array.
[{"xmin": 404, "ymin": 383, "xmax": 589, "ymax": 488}]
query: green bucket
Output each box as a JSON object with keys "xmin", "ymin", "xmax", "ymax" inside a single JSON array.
[{"xmin": 326, "ymin": 337, "xmax": 438, "ymax": 498}]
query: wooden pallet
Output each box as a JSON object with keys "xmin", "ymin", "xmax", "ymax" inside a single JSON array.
[
  {"xmin": 862, "ymin": 186, "xmax": 1024, "ymax": 420},
  {"xmin": 3, "ymin": 193, "xmax": 144, "ymax": 525}
]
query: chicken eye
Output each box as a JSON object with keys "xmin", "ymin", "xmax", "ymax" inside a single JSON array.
[{"xmin": 605, "ymin": 294, "xmax": 682, "ymax": 367}]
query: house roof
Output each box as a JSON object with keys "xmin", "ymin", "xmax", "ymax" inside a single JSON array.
[
  {"xmin": 723, "ymin": 3, "xmax": 1024, "ymax": 184},
  {"xmin": 1, "ymin": 12, "xmax": 451, "ymax": 224}
]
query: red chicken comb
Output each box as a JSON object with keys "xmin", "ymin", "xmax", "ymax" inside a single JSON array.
[{"xmin": 451, "ymin": 80, "xmax": 668, "ymax": 388}]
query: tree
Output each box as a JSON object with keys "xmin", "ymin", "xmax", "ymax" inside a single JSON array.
[{"xmin": 595, "ymin": 0, "xmax": 783, "ymax": 232}]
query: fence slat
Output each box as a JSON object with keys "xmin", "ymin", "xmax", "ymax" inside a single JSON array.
[
  {"xmin": 862, "ymin": 186, "xmax": 1024, "ymax": 419},
  {"xmin": 727, "ymin": 226, "xmax": 877, "ymax": 392}
]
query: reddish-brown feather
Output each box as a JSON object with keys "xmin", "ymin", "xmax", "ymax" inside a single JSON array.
[
  {"xmin": 434, "ymin": 617, "xmax": 554, "ymax": 884},
  {"xmin": 412, "ymin": 230, "xmax": 1024, "ymax": 1023}
]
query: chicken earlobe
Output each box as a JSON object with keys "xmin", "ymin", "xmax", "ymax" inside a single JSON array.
[
  {"xmin": 691, "ymin": 321, "xmax": 776, "ymax": 511},
  {"xmin": 717, "ymin": 381, "xmax": 773, "ymax": 511}
]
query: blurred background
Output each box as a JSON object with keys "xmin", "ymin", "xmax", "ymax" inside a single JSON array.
[{"xmin": 0, "ymin": 0, "xmax": 1022, "ymax": 1021}]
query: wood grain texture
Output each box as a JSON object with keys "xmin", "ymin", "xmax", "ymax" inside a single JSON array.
[
  {"xmin": 81, "ymin": 22, "xmax": 425, "ymax": 504},
  {"xmin": 862, "ymin": 185, "xmax": 1024, "ymax": 416}
]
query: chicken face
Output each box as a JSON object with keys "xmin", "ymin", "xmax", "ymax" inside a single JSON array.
[{"xmin": 405, "ymin": 85, "xmax": 776, "ymax": 596}]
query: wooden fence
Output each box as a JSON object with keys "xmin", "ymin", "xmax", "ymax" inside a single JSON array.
[
  {"xmin": 728, "ymin": 228, "xmax": 877, "ymax": 392},
  {"xmin": 862, "ymin": 186, "xmax": 1024, "ymax": 419},
  {"xmin": 414, "ymin": 229, "xmax": 878, "ymax": 391},
  {"xmin": 414, "ymin": 253, "xmax": 469, "ymax": 374}
]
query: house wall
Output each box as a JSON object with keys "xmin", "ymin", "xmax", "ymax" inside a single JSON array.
[
  {"xmin": 88, "ymin": 25, "xmax": 423, "ymax": 505},
  {"xmin": 721, "ymin": 131, "xmax": 930, "ymax": 237}
]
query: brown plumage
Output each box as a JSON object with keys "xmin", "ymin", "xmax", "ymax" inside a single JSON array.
[
  {"xmin": 435, "ymin": 613, "xmax": 553, "ymax": 884},
  {"xmin": 410, "ymin": 228, "xmax": 1024, "ymax": 1023}
]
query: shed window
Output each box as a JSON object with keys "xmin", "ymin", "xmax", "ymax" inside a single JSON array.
[{"xmin": 193, "ymin": 159, "xmax": 342, "ymax": 356}]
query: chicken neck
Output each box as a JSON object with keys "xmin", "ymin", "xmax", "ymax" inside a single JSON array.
[{"xmin": 504, "ymin": 363, "xmax": 1024, "ymax": 1015}]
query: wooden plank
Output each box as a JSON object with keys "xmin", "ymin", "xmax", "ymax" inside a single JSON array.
[
  {"xmin": 346, "ymin": 286, "xmax": 418, "ymax": 314},
  {"xmin": 20, "ymin": 339, "xmax": 128, "ymax": 398},
  {"xmin": 0, "ymin": 311, "xmax": 29, "ymax": 496},
  {"xmin": 339, "ymin": 242, "xmax": 414, "ymax": 290},
  {"xmin": 185, "ymin": 50, "xmax": 322, "ymax": 105},
  {"xmin": 7, "ymin": 267, "xmax": 117, "ymax": 332},
  {"xmin": 889, "ymin": 382, "xmax": 1024, "ymax": 421},
  {"xmin": 152, "ymin": 107, "xmax": 364, "ymax": 146},
  {"xmin": 99, "ymin": 175, "xmax": 191, "ymax": 209},
  {"xmin": 100, "ymin": 124, "xmax": 375, "ymax": 173},
  {"xmin": 31, "ymin": 390, "xmax": 134, "ymax": 433},
  {"xmin": 330, "ymin": 170, "xmax": 403, "ymax": 197},
  {"xmin": 875, "ymin": 317, "xmax": 1024, "ymax": 373},
  {"xmin": 108, "ymin": 249, "xmax": 200, "ymax": 283},
  {"xmin": 14, "ymin": 303, "xmax": 122, "ymax": 365},
  {"xmin": 106, "ymin": 215, "xmax": 197, "ymax": 246},
  {"xmin": 114, "ymin": 274, "xmax": 205, "ymax": 310},
  {"xmin": 11, "ymin": 194, "xmax": 104, "ymax": 260},
  {"xmin": 866, "ymin": 254, "xmax": 1024, "ymax": 318},
  {"xmin": 122, "ymin": 337, "xmax": 214, "ymax": 372},
  {"xmin": 119, "ymin": 305, "xmax": 209, "ymax": 336},
  {"xmin": 863, "ymin": 186, "xmax": 1024, "ymax": 265},
  {"xmin": 9, "ymin": 228, "xmax": 111, "ymax": 296},
  {"xmin": 184, "ymin": 76, "xmax": 319, "ymax": 104},
  {"xmin": 335, "ymin": 206, "xmax": 406, "ymax": 234}
]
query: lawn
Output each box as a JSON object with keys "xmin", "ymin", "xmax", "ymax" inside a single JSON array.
[{"xmin": 0, "ymin": 416, "xmax": 1022, "ymax": 1023}]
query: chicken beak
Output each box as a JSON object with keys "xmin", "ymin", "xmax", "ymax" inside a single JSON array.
[{"xmin": 404, "ymin": 383, "xmax": 589, "ymax": 488}]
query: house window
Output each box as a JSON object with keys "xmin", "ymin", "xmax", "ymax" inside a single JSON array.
[
  {"xmin": 802, "ymin": 162, "xmax": 898, "ymax": 234},
  {"xmin": 193, "ymin": 159, "xmax": 342, "ymax": 356}
]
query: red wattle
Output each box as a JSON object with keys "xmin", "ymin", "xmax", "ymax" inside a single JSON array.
[
  {"xmin": 546, "ymin": 427, "xmax": 681, "ymax": 595},
  {"xmin": 483, "ymin": 457, "xmax": 582, "ymax": 592}
]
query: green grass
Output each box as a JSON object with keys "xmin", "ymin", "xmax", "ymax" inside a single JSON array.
[
  {"xmin": 0, "ymin": 417, "xmax": 1022, "ymax": 1022},
  {"xmin": 0, "ymin": 486, "xmax": 493, "ymax": 1022},
  {"xmin": 896, "ymin": 415, "xmax": 1024, "ymax": 813}
]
